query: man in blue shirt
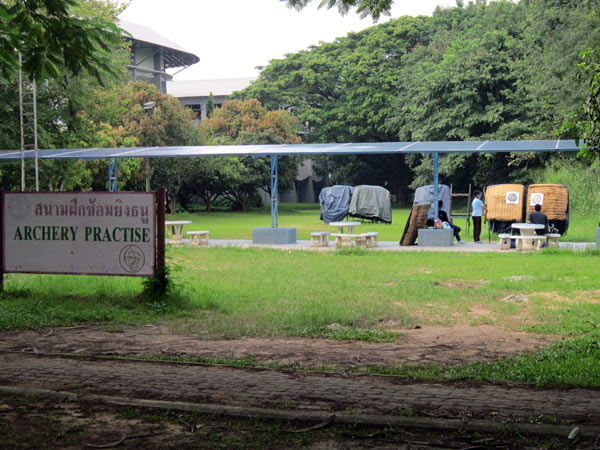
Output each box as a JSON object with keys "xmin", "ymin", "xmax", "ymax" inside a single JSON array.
[
  {"xmin": 527, "ymin": 204, "xmax": 549, "ymax": 235},
  {"xmin": 471, "ymin": 190, "xmax": 485, "ymax": 243}
]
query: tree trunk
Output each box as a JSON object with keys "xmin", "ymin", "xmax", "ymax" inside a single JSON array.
[{"xmin": 170, "ymin": 196, "xmax": 177, "ymax": 215}]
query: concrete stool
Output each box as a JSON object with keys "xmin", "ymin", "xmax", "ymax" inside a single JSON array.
[
  {"xmin": 187, "ymin": 230, "xmax": 209, "ymax": 246},
  {"xmin": 310, "ymin": 231, "xmax": 331, "ymax": 247},
  {"xmin": 332, "ymin": 233, "xmax": 358, "ymax": 248},
  {"xmin": 357, "ymin": 232, "xmax": 379, "ymax": 248},
  {"xmin": 546, "ymin": 233, "xmax": 561, "ymax": 248},
  {"xmin": 498, "ymin": 233, "xmax": 512, "ymax": 250}
]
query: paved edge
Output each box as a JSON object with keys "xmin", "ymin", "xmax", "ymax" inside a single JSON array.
[{"xmin": 0, "ymin": 385, "xmax": 594, "ymax": 440}]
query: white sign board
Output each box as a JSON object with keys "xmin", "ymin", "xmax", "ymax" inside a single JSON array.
[{"xmin": 2, "ymin": 192, "xmax": 155, "ymax": 276}]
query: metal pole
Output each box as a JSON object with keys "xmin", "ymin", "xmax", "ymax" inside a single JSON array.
[
  {"xmin": 18, "ymin": 54, "xmax": 25, "ymax": 192},
  {"xmin": 108, "ymin": 158, "xmax": 118, "ymax": 192},
  {"xmin": 271, "ymin": 154, "xmax": 278, "ymax": 228},
  {"xmin": 145, "ymin": 158, "xmax": 151, "ymax": 192},
  {"xmin": 156, "ymin": 188, "xmax": 166, "ymax": 280},
  {"xmin": 0, "ymin": 191, "xmax": 4, "ymax": 293},
  {"xmin": 33, "ymin": 80, "xmax": 38, "ymax": 192},
  {"xmin": 433, "ymin": 152, "xmax": 439, "ymax": 221}
]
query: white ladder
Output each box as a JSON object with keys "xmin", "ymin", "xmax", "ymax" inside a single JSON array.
[{"xmin": 18, "ymin": 53, "xmax": 39, "ymax": 191}]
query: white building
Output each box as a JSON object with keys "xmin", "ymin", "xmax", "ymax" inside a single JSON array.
[
  {"xmin": 119, "ymin": 20, "xmax": 200, "ymax": 93},
  {"xmin": 167, "ymin": 77, "xmax": 257, "ymax": 121}
]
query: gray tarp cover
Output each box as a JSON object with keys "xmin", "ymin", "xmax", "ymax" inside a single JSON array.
[
  {"xmin": 319, "ymin": 185, "xmax": 353, "ymax": 223},
  {"xmin": 413, "ymin": 184, "xmax": 450, "ymax": 220},
  {"xmin": 349, "ymin": 185, "xmax": 392, "ymax": 223}
]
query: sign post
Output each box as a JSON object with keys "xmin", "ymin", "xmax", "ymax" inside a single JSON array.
[
  {"xmin": 0, "ymin": 192, "xmax": 3, "ymax": 293},
  {"xmin": 156, "ymin": 188, "xmax": 166, "ymax": 286}
]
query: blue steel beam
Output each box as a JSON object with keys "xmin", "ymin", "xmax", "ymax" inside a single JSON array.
[
  {"xmin": 271, "ymin": 154, "xmax": 278, "ymax": 228},
  {"xmin": 108, "ymin": 157, "xmax": 118, "ymax": 192},
  {"xmin": 433, "ymin": 152, "xmax": 439, "ymax": 221},
  {"xmin": 0, "ymin": 140, "xmax": 583, "ymax": 161}
]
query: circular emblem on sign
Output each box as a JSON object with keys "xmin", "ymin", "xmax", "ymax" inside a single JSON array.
[
  {"xmin": 507, "ymin": 193, "xmax": 518, "ymax": 202},
  {"xmin": 119, "ymin": 245, "xmax": 145, "ymax": 273},
  {"xmin": 531, "ymin": 193, "xmax": 543, "ymax": 204}
]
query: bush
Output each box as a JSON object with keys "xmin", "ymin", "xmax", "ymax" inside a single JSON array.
[{"xmin": 534, "ymin": 157, "xmax": 600, "ymax": 215}]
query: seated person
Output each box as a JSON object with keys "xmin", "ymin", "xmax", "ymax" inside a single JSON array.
[
  {"xmin": 437, "ymin": 200, "xmax": 464, "ymax": 243},
  {"xmin": 527, "ymin": 204, "xmax": 549, "ymax": 235}
]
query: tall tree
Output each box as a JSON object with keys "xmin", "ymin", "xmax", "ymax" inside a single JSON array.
[
  {"xmin": 386, "ymin": 0, "xmax": 600, "ymax": 189},
  {"xmin": 84, "ymin": 81, "xmax": 205, "ymax": 211},
  {"xmin": 0, "ymin": 0, "xmax": 130, "ymax": 191},
  {"xmin": 206, "ymin": 92, "xmax": 215, "ymax": 119},
  {"xmin": 239, "ymin": 16, "xmax": 428, "ymax": 203},
  {"xmin": 561, "ymin": 47, "xmax": 600, "ymax": 162},
  {"xmin": 284, "ymin": 0, "xmax": 393, "ymax": 20},
  {"xmin": 0, "ymin": 0, "xmax": 124, "ymax": 82},
  {"xmin": 200, "ymin": 99, "xmax": 301, "ymax": 211}
]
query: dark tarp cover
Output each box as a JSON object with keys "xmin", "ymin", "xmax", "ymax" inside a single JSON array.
[
  {"xmin": 349, "ymin": 185, "xmax": 392, "ymax": 223},
  {"xmin": 319, "ymin": 185, "xmax": 353, "ymax": 223},
  {"xmin": 413, "ymin": 184, "xmax": 451, "ymax": 221}
]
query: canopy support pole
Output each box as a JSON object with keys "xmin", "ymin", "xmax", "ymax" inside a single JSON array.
[
  {"xmin": 433, "ymin": 152, "xmax": 439, "ymax": 220},
  {"xmin": 108, "ymin": 158, "xmax": 118, "ymax": 192},
  {"xmin": 271, "ymin": 154, "xmax": 278, "ymax": 228}
]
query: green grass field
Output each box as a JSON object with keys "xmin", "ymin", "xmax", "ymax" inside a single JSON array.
[{"xmin": 1, "ymin": 204, "xmax": 599, "ymax": 387}]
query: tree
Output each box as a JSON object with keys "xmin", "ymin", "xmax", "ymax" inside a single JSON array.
[
  {"xmin": 385, "ymin": 0, "xmax": 600, "ymax": 190},
  {"xmin": 179, "ymin": 157, "xmax": 228, "ymax": 212},
  {"xmin": 200, "ymin": 99, "xmax": 301, "ymax": 211},
  {"xmin": 206, "ymin": 92, "xmax": 215, "ymax": 119},
  {"xmin": 85, "ymin": 81, "xmax": 205, "ymax": 212},
  {"xmin": 0, "ymin": 0, "xmax": 124, "ymax": 82},
  {"xmin": 560, "ymin": 47, "xmax": 600, "ymax": 162},
  {"xmin": 247, "ymin": 0, "xmax": 600, "ymax": 198},
  {"xmin": 284, "ymin": 0, "xmax": 393, "ymax": 20},
  {"xmin": 239, "ymin": 16, "xmax": 429, "ymax": 203},
  {"xmin": 0, "ymin": 0, "xmax": 131, "ymax": 192}
]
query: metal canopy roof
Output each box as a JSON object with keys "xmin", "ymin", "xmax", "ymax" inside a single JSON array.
[{"xmin": 0, "ymin": 140, "xmax": 582, "ymax": 161}]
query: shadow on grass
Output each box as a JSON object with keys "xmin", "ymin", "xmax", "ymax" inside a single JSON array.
[{"xmin": 0, "ymin": 274, "xmax": 194, "ymax": 330}]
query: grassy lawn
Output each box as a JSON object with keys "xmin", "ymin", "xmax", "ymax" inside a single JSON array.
[
  {"xmin": 3, "ymin": 247, "xmax": 599, "ymax": 335},
  {"xmin": 1, "ymin": 204, "xmax": 599, "ymax": 387},
  {"xmin": 171, "ymin": 203, "xmax": 598, "ymax": 242}
]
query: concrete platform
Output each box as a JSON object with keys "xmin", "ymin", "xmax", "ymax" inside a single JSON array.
[
  {"xmin": 252, "ymin": 227, "xmax": 296, "ymax": 244},
  {"xmin": 167, "ymin": 238, "xmax": 596, "ymax": 252},
  {"xmin": 417, "ymin": 228, "xmax": 454, "ymax": 247}
]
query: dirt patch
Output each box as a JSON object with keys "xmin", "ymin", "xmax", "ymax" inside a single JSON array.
[
  {"xmin": 0, "ymin": 325, "xmax": 559, "ymax": 369},
  {"xmin": 533, "ymin": 290, "xmax": 600, "ymax": 304},
  {"xmin": 435, "ymin": 279, "xmax": 489, "ymax": 289}
]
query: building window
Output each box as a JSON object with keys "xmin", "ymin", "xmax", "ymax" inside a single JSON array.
[{"xmin": 186, "ymin": 104, "xmax": 202, "ymax": 118}]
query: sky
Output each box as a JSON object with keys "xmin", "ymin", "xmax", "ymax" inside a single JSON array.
[{"xmin": 119, "ymin": 0, "xmax": 457, "ymax": 81}]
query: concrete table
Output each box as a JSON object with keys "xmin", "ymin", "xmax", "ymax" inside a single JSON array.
[
  {"xmin": 511, "ymin": 223, "xmax": 545, "ymax": 251},
  {"xmin": 329, "ymin": 221, "xmax": 362, "ymax": 234},
  {"xmin": 165, "ymin": 220, "xmax": 192, "ymax": 244},
  {"xmin": 511, "ymin": 223, "xmax": 544, "ymax": 236}
]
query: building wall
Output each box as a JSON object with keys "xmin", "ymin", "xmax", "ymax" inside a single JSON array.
[
  {"xmin": 177, "ymin": 95, "xmax": 228, "ymax": 121},
  {"xmin": 129, "ymin": 43, "xmax": 168, "ymax": 93}
]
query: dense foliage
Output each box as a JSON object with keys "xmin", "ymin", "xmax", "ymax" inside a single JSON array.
[
  {"xmin": 0, "ymin": 0, "xmax": 124, "ymax": 82},
  {"xmin": 561, "ymin": 47, "xmax": 600, "ymax": 162},
  {"xmin": 243, "ymin": 0, "xmax": 600, "ymax": 203},
  {"xmin": 2, "ymin": 0, "xmax": 599, "ymax": 213},
  {"xmin": 199, "ymin": 99, "xmax": 301, "ymax": 211},
  {"xmin": 284, "ymin": 0, "xmax": 393, "ymax": 20}
]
